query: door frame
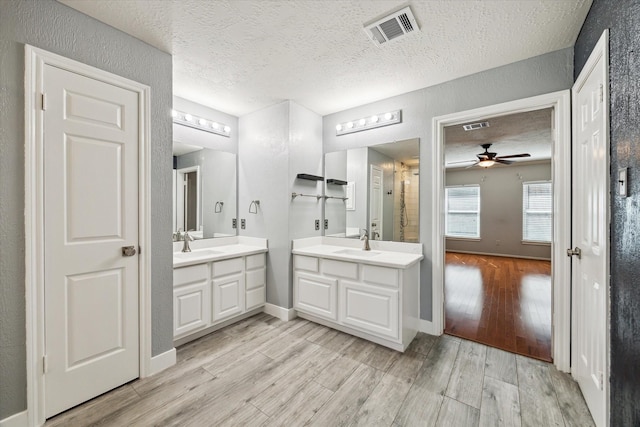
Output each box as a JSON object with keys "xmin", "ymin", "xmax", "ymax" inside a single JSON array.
[
  {"xmin": 431, "ymin": 90, "xmax": 572, "ymax": 371},
  {"xmin": 175, "ymin": 165, "xmax": 201, "ymax": 232},
  {"xmin": 24, "ymin": 45, "xmax": 152, "ymax": 425}
]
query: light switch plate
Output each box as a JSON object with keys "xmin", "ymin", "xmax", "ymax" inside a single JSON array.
[
  {"xmin": 315, "ymin": 220, "xmax": 320, "ymax": 231},
  {"xmin": 618, "ymin": 168, "xmax": 628, "ymax": 197},
  {"xmin": 241, "ymin": 219, "xmax": 246, "ymax": 229}
]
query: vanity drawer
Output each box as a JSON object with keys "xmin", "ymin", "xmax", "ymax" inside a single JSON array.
[
  {"xmin": 362, "ymin": 265, "xmax": 399, "ymax": 288},
  {"xmin": 246, "ymin": 253, "xmax": 265, "ymax": 270},
  {"xmin": 246, "ymin": 267, "xmax": 265, "ymax": 290},
  {"xmin": 321, "ymin": 258, "xmax": 358, "ymax": 280},
  {"xmin": 294, "ymin": 255, "xmax": 319, "ymax": 272},
  {"xmin": 212, "ymin": 257, "xmax": 244, "ymax": 278},
  {"xmin": 173, "ymin": 263, "xmax": 209, "ymax": 287}
]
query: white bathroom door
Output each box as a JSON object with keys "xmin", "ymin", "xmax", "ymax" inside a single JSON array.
[
  {"xmin": 370, "ymin": 165, "xmax": 383, "ymax": 240},
  {"xmin": 571, "ymin": 30, "xmax": 609, "ymax": 427},
  {"xmin": 42, "ymin": 64, "xmax": 140, "ymax": 418}
]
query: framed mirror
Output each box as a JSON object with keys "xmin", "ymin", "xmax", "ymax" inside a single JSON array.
[
  {"xmin": 324, "ymin": 138, "xmax": 419, "ymax": 242},
  {"xmin": 173, "ymin": 141, "xmax": 237, "ymax": 239}
]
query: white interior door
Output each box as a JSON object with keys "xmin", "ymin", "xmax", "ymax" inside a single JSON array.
[
  {"xmin": 43, "ymin": 64, "xmax": 140, "ymax": 418},
  {"xmin": 370, "ymin": 165, "xmax": 383, "ymax": 240},
  {"xmin": 571, "ymin": 30, "xmax": 609, "ymax": 427}
]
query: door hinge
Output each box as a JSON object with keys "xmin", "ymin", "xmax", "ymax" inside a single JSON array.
[
  {"xmin": 41, "ymin": 93, "xmax": 47, "ymax": 111},
  {"xmin": 599, "ymin": 84, "xmax": 604, "ymax": 103},
  {"xmin": 43, "ymin": 355, "xmax": 48, "ymax": 374},
  {"xmin": 599, "ymin": 371, "xmax": 604, "ymax": 390}
]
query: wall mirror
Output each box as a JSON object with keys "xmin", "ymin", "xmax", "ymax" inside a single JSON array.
[
  {"xmin": 173, "ymin": 141, "xmax": 237, "ymax": 239},
  {"xmin": 324, "ymin": 138, "xmax": 419, "ymax": 242}
]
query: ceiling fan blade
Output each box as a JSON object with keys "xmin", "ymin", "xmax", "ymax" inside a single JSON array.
[
  {"xmin": 447, "ymin": 159, "xmax": 477, "ymax": 164},
  {"xmin": 465, "ymin": 161, "xmax": 480, "ymax": 169},
  {"xmin": 495, "ymin": 159, "xmax": 514, "ymax": 165},
  {"xmin": 496, "ymin": 153, "xmax": 531, "ymax": 159}
]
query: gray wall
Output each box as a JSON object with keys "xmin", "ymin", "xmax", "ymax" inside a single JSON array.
[
  {"xmin": 445, "ymin": 162, "xmax": 552, "ymax": 259},
  {"xmin": 574, "ymin": 1, "xmax": 640, "ymax": 424},
  {"xmin": 0, "ymin": 0, "xmax": 173, "ymax": 419},
  {"xmin": 323, "ymin": 48, "xmax": 574, "ymax": 320},
  {"xmin": 239, "ymin": 100, "xmax": 323, "ymax": 308}
]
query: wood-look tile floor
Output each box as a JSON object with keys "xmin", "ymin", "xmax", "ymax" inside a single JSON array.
[
  {"xmin": 445, "ymin": 252, "xmax": 552, "ymax": 362},
  {"xmin": 46, "ymin": 313, "xmax": 593, "ymax": 427}
]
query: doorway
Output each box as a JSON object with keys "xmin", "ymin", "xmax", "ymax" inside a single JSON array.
[
  {"xmin": 443, "ymin": 108, "xmax": 554, "ymax": 361},
  {"xmin": 431, "ymin": 91, "xmax": 571, "ymax": 371}
]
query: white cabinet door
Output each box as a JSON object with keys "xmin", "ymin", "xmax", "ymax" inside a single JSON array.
[
  {"xmin": 341, "ymin": 281, "xmax": 399, "ymax": 339},
  {"xmin": 212, "ymin": 272, "xmax": 245, "ymax": 322},
  {"xmin": 246, "ymin": 267, "xmax": 266, "ymax": 311},
  {"xmin": 174, "ymin": 282, "xmax": 210, "ymax": 338},
  {"xmin": 294, "ymin": 272, "xmax": 338, "ymax": 320}
]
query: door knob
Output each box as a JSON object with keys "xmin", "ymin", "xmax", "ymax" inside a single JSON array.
[
  {"xmin": 122, "ymin": 246, "xmax": 137, "ymax": 257},
  {"xmin": 566, "ymin": 246, "xmax": 582, "ymax": 259}
]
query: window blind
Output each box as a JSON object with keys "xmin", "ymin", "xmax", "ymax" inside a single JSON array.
[
  {"xmin": 445, "ymin": 185, "xmax": 480, "ymax": 238},
  {"xmin": 522, "ymin": 181, "xmax": 552, "ymax": 243}
]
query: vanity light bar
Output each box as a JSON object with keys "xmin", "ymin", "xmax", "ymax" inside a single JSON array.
[
  {"xmin": 172, "ymin": 109, "xmax": 231, "ymax": 138},
  {"xmin": 335, "ymin": 110, "xmax": 402, "ymax": 136}
]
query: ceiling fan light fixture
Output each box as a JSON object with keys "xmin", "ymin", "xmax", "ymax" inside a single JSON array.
[{"xmin": 478, "ymin": 159, "xmax": 495, "ymax": 168}]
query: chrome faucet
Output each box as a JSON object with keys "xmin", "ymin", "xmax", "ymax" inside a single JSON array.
[
  {"xmin": 360, "ymin": 229, "xmax": 370, "ymax": 251},
  {"xmin": 173, "ymin": 228, "xmax": 183, "ymax": 242},
  {"xmin": 372, "ymin": 231, "xmax": 380, "ymax": 240},
  {"xmin": 182, "ymin": 231, "xmax": 193, "ymax": 252}
]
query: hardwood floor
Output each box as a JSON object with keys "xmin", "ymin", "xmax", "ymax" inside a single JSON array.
[
  {"xmin": 444, "ymin": 252, "xmax": 552, "ymax": 362},
  {"xmin": 45, "ymin": 313, "xmax": 593, "ymax": 426}
]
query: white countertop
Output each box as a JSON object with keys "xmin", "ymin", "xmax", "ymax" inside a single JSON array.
[
  {"xmin": 173, "ymin": 237, "xmax": 268, "ymax": 268},
  {"xmin": 292, "ymin": 238, "xmax": 423, "ymax": 269}
]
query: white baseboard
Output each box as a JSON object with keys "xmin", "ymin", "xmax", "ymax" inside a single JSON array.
[
  {"xmin": 148, "ymin": 347, "xmax": 176, "ymax": 376},
  {"xmin": 263, "ymin": 303, "xmax": 297, "ymax": 321},
  {"xmin": 418, "ymin": 319, "xmax": 438, "ymax": 336},
  {"xmin": 446, "ymin": 249, "xmax": 551, "ymax": 261},
  {"xmin": 0, "ymin": 410, "xmax": 27, "ymax": 427}
]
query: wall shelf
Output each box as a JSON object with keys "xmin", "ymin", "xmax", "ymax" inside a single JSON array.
[
  {"xmin": 326, "ymin": 178, "xmax": 347, "ymax": 185},
  {"xmin": 296, "ymin": 173, "xmax": 324, "ymax": 181}
]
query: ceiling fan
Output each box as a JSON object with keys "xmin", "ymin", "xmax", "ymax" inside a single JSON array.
[{"xmin": 448, "ymin": 143, "xmax": 531, "ymax": 168}]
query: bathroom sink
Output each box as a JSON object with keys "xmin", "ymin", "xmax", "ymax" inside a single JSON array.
[
  {"xmin": 174, "ymin": 248, "xmax": 223, "ymax": 259},
  {"xmin": 335, "ymin": 249, "xmax": 381, "ymax": 258}
]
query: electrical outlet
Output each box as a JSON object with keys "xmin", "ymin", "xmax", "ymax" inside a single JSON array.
[
  {"xmin": 232, "ymin": 218, "xmax": 237, "ymax": 229},
  {"xmin": 241, "ymin": 219, "xmax": 246, "ymax": 230},
  {"xmin": 324, "ymin": 219, "xmax": 328, "ymax": 229},
  {"xmin": 315, "ymin": 220, "xmax": 320, "ymax": 231}
]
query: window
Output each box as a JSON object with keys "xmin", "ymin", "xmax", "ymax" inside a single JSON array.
[
  {"xmin": 522, "ymin": 181, "xmax": 552, "ymax": 243},
  {"xmin": 445, "ymin": 185, "xmax": 480, "ymax": 238}
]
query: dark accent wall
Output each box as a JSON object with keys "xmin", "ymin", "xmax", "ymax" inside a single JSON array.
[{"xmin": 574, "ymin": 1, "xmax": 640, "ymax": 425}]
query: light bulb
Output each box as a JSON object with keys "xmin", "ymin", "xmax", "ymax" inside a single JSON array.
[
  {"xmin": 358, "ymin": 118, "xmax": 366, "ymax": 126},
  {"xmin": 198, "ymin": 118, "xmax": 207, "ymax": 126},
  {"xmin": 171, "ymin": 109, "xmax": 178, "ymax": 118},
  {"xmin": 211, "ymin": 122, "xmax": 219, "ymax": 129},
  {"xmin": 336, "ymin": 124, "xmax": 343, "ymax": 132},
  {"xmin": 184, "ymin": 114, "xmax": 193, "ymax": 122},
  {"xmin": 223, "ymin": 125, "xmax": 231, "ymax": 133},
  {"xmin": 384, "ymin": 112, "xmax": 392, "ymax": 120},
  {"xmin": 371, "ymin": 115, "xmax": 379, "ymax": 123},
  {"xmin": 347, "ymin": 121, "xmax": 354, "ymax": 129}
]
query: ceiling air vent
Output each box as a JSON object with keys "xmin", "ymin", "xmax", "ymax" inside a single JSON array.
[
  {"xmin": 463, "ymin": 121, "xmax": 490, "ymax": 131},
  {"xmin": 364, "ymin": 6, "xmax": 419, "ymax": 47}
]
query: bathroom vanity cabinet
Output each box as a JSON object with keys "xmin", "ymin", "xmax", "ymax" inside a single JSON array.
[
  {"xmin": 173, "ymin": 250, "xmax": 266, "ymax": 345},
  {"xmin": 292, "ymin": 244, "xmax": 421, "ymax": 352}
]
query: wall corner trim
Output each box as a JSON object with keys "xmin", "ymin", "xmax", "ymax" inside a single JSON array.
[
  {"xmin": 0, "ymin": 410, "xmax": 28, "ymax": 427},
  {"xmin": 418, "ymin": 319, "xmax": 438, "ymax": 336},
  {"xmin": 263, "ymin": 304, "xmax": 297, "ymax": 321},
  {"xmin": 148, "ymin": 348, "xmax": 177, "ymax": 377}
]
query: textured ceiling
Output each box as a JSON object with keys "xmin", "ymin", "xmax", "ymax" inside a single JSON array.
[
  {"xmin": 444, "ymin": 108, "xmax": 552, "ymax": 168},
  {"xmin": 59, "ymin": 0, "xmax": 591, "ymax": 116}
]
